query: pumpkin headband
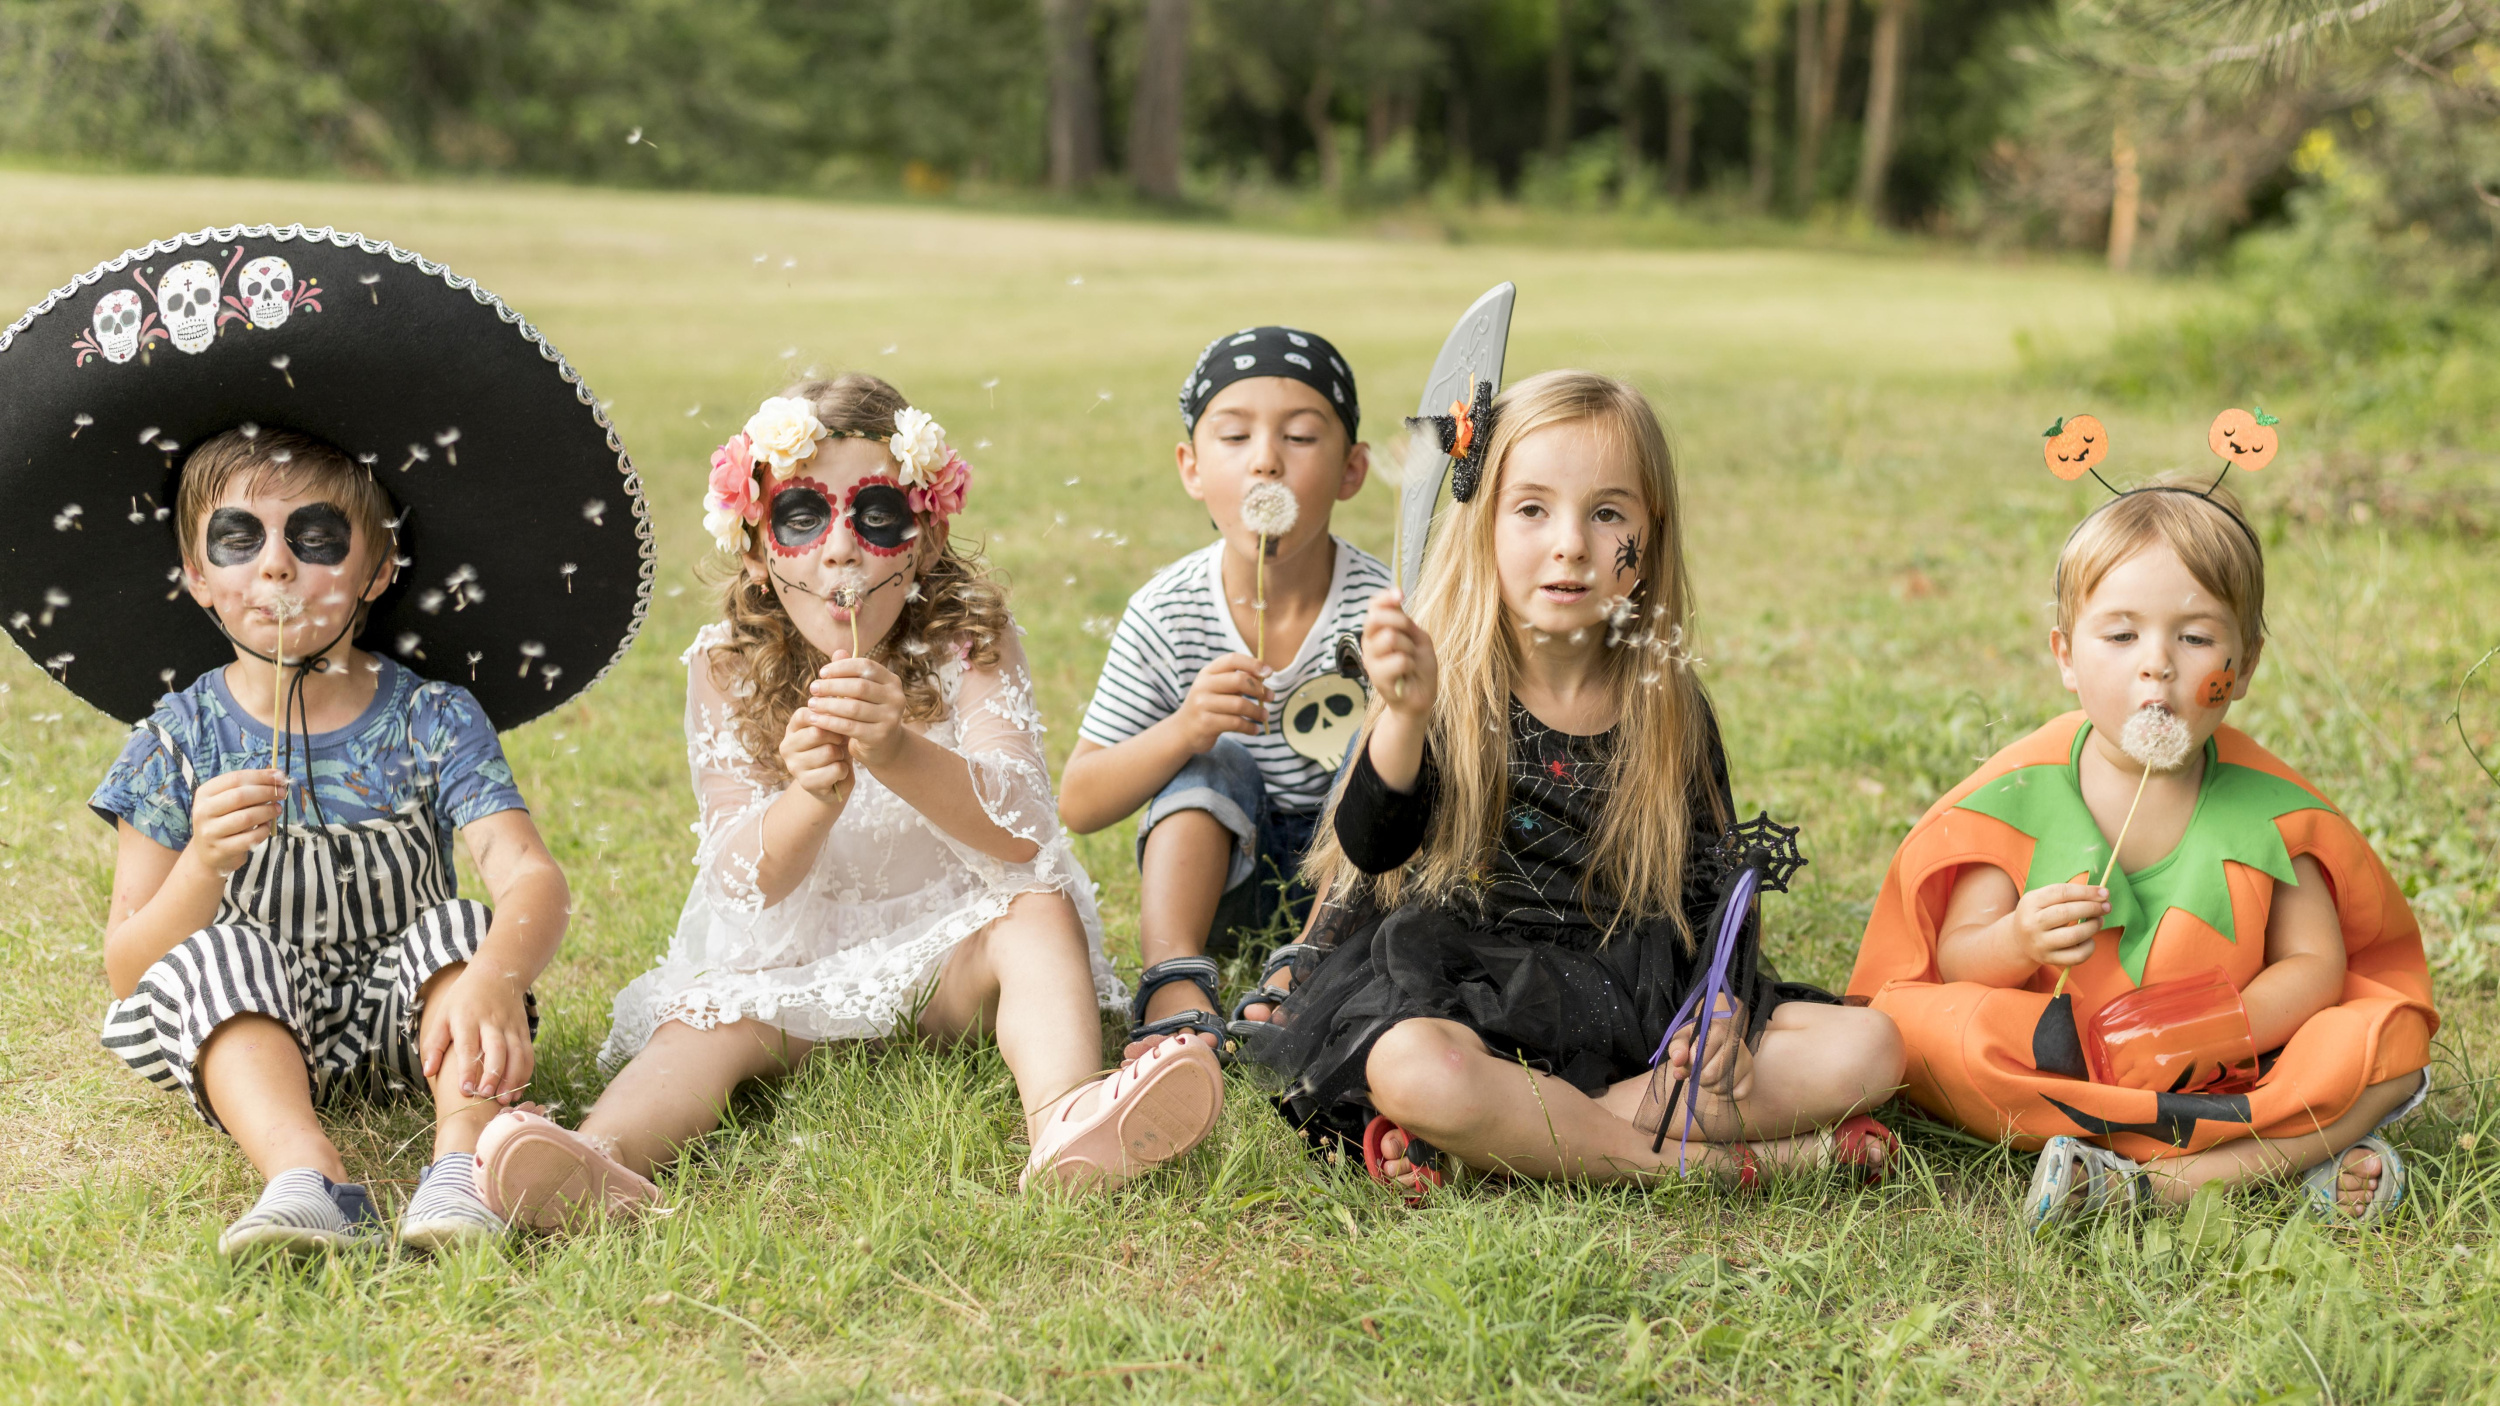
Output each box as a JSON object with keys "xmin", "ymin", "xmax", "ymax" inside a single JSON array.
[
  {"xmin": 2042, "ymin": 408, "xmax": 2272, "ymax": 560},
  {"xmin": 1407, "ymin": 374, "xmax": 1497, "ymax": 504},
  {"xmin": 703, "ymin": 396, "xmax": 971, "ymax": 555}
]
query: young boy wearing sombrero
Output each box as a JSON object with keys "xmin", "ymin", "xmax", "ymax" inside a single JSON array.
[{"xmin": 0, "ymin": 225, "xmax": 650, "ymax": 1255}]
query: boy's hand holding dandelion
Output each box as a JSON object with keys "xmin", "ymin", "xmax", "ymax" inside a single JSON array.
[
  {"xmin": 185, "ymin": 768, "xmax": 287, "ymax": 877},
  {"xmin": 1173, "ymin": 653, "xmax": 1272, "ymax": 753}
]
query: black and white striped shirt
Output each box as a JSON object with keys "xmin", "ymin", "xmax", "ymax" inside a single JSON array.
[{"xmin": 1078, "ymin": 537, "xmax": 1391, "ymax": 815}]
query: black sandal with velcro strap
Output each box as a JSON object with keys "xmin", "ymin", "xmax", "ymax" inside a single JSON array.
[
  {"xmin": 1226, "ymin": 942, "xmax": 1320, "ymax": 1043},
  {"xmin": 1127, "ymin": 956, "xmax": 1228, "ymax": 1052}
]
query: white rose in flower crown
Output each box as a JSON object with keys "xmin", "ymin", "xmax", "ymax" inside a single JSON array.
[
  {"xmin": 702, "ymin": 505, "xmax": 749, "ymax": 554},
  {"xmin": 888, "ymin": 406, "xmax": 948, "ymax": 487},
  {"xmin": 744, "ymin": 396, "xmax": 828, "ymax": 477}
]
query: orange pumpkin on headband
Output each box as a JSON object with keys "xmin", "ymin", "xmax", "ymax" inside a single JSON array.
[
  {"xmin": 2208, "ymin": 407, "xmax": 2280, "ymax": 472},
  {"xmin": 2042, "ymin": 414, "xmax": 2109, "ymax": 480}
]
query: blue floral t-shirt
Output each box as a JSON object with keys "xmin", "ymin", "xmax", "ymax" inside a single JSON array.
[{"xmin": 89, "ymin": 657, "xmax": 526, "ymax": 873}]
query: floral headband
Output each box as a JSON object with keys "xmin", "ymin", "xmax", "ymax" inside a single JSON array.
[{"xmin": 703, "ymin": 395, "xmax": 972, "ymax": 555}]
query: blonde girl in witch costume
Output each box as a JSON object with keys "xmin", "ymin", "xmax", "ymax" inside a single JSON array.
[
  {"xmin": 1248, "ymin": 370, "xmax": 1904, "ymax": 1194},
  {"xmin": 471, "ymin": 374, "xmax": 1224, "ymax": 1223},
  {"xmin": 1848, "ymin": 415, "xmax": 2436, "ymax": 1230}
]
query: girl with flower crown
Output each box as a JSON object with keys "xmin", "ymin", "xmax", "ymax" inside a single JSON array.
[{"xmin": 470, "ymin": 374, "xmax": 1223, "ymax": 1221}]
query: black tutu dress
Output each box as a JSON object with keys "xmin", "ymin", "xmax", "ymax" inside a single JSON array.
[{"xmin": 1252, "ymin": 698, "xmax": 1835, "ymax": 1156}]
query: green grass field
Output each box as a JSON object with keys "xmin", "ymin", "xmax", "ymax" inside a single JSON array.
[{"xmin": 3, "ymin": 170, "xmax": 2497, "ymax": 1404}]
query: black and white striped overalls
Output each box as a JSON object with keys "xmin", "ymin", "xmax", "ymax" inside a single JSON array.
[{"xmin": 99, "ymin": 720, "xmax": 522, "ymax": 1130}]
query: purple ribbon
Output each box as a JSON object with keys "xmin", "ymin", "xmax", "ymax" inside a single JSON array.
[{"xmin": 1648, "ymin": 866, "xmax": 1759, "ymax": 1172}]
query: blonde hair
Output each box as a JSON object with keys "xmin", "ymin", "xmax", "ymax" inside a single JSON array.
[
  {"xmin": 1305, "ymin": 370, "xmax": 1720, "ymax": 940},
  {"xmin": 176, "ymin": 428, "xmax": 395, "ymax": 573},
  {"xmin": 2055, "ymin": 478, "xmax": 2266, "ymax": 653},
  {"xmin": 706, "ymin": 373, "xmax": 1010, "ymax": 778}
]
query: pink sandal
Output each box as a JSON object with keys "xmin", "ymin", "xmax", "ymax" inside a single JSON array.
[
  {"xmin": 1021, "ymin": 1034, "xmax": 1223, "ymax": 1193},
  {"xmin": 472, "ymin": 1109, "xmax": 662, "ymax": 1230}
]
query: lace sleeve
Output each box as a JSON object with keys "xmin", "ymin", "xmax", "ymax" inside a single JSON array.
[
  {"xmin": 947, "ymin": 627, "xmax": 1062, "ymax": 861},
  {"xmin": 683, "ymin": 628, "xmax": 783, "ymax": 916}
]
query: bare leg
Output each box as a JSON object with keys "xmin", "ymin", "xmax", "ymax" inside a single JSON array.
[
  {"xmin": 918, "ymin": 888, "xmax": 1105, "ymax": 1132},
  {"xmin": 575, "ymin": 1019, "xmax": 816, "ymax": 1180},
  {"xmin": 1129, "ymin": 810, "xmax": 1234, "ymax": 1056},
  {"xmin": 2137, "ymin": 1071, "xmax": 2424, "ymax": 1210},
  {"xmin": 195, "ymin": 1014, "xmax": 345, "ymax": 1181},
  {"xmin": 1364, "ymin": 1003, "xmax": 1904, "ymax": 1187},
  {"xmin": 414, "ymin": 962, "xmax": 503, "ymax": 1161}
]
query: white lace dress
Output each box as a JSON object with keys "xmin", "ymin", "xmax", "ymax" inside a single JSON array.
[{"xmin": 599, "ymin": 621, "xmax": 1124, "ymax": 1068}]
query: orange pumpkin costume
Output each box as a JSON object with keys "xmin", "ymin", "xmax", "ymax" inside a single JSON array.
[{"xmin": 1846, "ymin": 713, "xmax": 2435, "ymax": 1163}]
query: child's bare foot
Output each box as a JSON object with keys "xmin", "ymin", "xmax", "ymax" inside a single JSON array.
[{"xmin": 1364, "ymin": 1116, "xmax": 1442, "ymax": 1198}]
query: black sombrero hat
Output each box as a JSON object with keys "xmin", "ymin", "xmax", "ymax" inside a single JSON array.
[{"xmin": 0, "ymin": 224, "xmax": 652, "ymax": 730}]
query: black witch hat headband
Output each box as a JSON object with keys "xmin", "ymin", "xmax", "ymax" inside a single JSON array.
[{"xmin": 2048, "ymin": 407, "xmax": 2278, "ymax": 700}]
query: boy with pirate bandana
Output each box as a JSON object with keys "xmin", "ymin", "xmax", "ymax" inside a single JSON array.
[
  {"xmin": 1847, "ymin": 458, "xmax": 2437, "ymax": 1229},
  {"xmin": 1061, "ymin": 327, "xmax": 1390, "ymax": 1057}
]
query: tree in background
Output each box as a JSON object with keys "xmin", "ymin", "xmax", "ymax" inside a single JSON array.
[
  {"xmin": 1046, "ymin": 0, "xmax": 1105, "ymax": 190},
  {"xmin": 1129, "ymin": 0, "xmax": 1192, "ymax": 199}
]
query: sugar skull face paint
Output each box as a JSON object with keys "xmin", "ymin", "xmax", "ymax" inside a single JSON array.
[
  {"xmin": 202, "ymin": 503, "xmax": 354, "ymax": 568},
  {"xmin": 846, "ymin": 479, "xmax": 920, "ymax": 556},
  {"xmin": 768, "ymin": 477, "xmax": 837, "ymax": 557}
]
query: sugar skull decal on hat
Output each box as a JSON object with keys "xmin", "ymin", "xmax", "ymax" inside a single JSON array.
[
  {"xmin": 71, "ymin": 290, "xmax": 158, "ymax": 367},
  {"xmin": 230, "ymin": 256, "xmax": 321, "ymax": 331},
  {"xmin": 71, "ymin": 245, "xmax": 324, "ymax": 368}
]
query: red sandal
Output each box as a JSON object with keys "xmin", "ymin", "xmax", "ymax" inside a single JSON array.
[
  {"xmin": 1361, "ymin": 1115, "xmax": 1446, "ymax": 1204},
  {"xmin": 1827, "ymin": 1114, "xmax": 1896, "ymax": 1185}
]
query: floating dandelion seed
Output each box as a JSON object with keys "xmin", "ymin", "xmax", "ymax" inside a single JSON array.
[
  {"xmin": 39, "ymin": 588, "xmax": 71, "ymax": 627},
  {"xmin": 400, "ymin": 444, "xmax": 430, "ymax": 472},
  {"xmin": 1065, "ymin": 477, "xmax": 1081, "ymax": 487},
  {"xmin": 269, "ymin": 448, "xmax": 291, "ymax": 464},
  {"xmin": 155, "ymin": 439, "xmax": 178, "ymax": 454},
  {"xmin": 127, "ymin": 497, "xmax": 143, "ymax": 524},
  {"xmin": 625, "ymin": 126, "xmax": 646, "ymax": 145},
  {"xmin": 154, "ymin": 505, "xmax": 169, "ymax": 520},
  {"xmin": 560, "ymin": 562, "xmax": 577, "ymax": 592},
  {"xmin": 1240, "ymin": 482, "xmax": 1299, "ymax": 663},
  {"xmin": 358, "ymin": 272, "xmax": 381, "ymax": 303},
  {"xmin": 435, "ymin": 428, "xmax": 461, "ymax": 465},
  {"xmin": 976, "ymin": 438, "xmax": 992, "ymax": 450},
  {"xmin": 159, "ymin": 667, "xmax": 177, "ymax": 686},
  {"xmin": 684, "ymin": 404, "xmax": 701, "ymax": 418},
  {"xmin": 71, "ymin": 413, "xmax": 92, "ymax": 439},
  {"xmin": 270, "ymin": 354, "xmax": 293, "ymax": 386},
  {"xmin": 1068, "ymin": 275, "xmax": 1084, "ymax": 286},
  {"xmin": 753, "ymin": 253, "xmax": 767, "ymax": 265},
  {"xmin": 417, "ymin": 589, "xmax": 446, "ymax": 615},
  {"xmin": 541, "ymin": 665, "xmax": 562, "ymax": 691},
  {"xmin": 137, "ymin": 426, "xmax": 159, "ymax": 445},
  {"xmin": 466, "ymin": 651, "xmax": 482, "ymax": 679},
  {"xmin": 357, "ymin": 452, "xmax": 378, "ymax": 467},
  {"xmin": 53, "ymin": 505, "xmax": 82, "ymax": 532},
  {"xmin": 781, "ymin": 258, "xmax": 795, "ymax": 270},
  {"xmin": 43, "ymin": 653, "xmax": 71, "ymax": 677},
  {"xmin": 396, "ymin": 632, "xmax": 423, "ymax": 659},
  {"xmin": 880, "ymin": 343, "xmax": 897, "ymax": 356},
  {"xmin": 666, "ymin": 584, "xmax": 684, "ymax": 598},
  {"xmin": 780, "ymin": 347, "xmax": 798, "ymax": 360},
  {"xmin": 5, "ymin": 613, "xmax": 27, "ymax": 633},
  {"xmin": 163, "ymin": 565, "xmax": 184, "ymax": 600},
  {"xmin": 239, "ymin": 422, "xmax": 261, "ymax": 439},
  {"xmin": 518, "ymin": 642, "xmax": 546, "ymax": 677},
  {"xmin": 582, "ymin": 499, "xmax": 608, "ymax": 526}
]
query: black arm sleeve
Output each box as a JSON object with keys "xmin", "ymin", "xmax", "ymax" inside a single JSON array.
[{"xmin": 1333, "ymin": 735, "xmax": 1436, "ymax": 874}]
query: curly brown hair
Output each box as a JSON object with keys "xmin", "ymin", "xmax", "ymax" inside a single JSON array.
[{"xmin": 704, "ymin": 373, "xmax": 1010, "ymax": 779}]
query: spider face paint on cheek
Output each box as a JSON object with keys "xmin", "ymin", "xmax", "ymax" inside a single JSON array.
[
  {"xmin": 284, "ymin": 504, "xmax": 354, "ymax": 567},
  {"xmin": 847, "ymin": 479, "xmax": 920, "ymax": 557},
  {"xmin": 203, "ymin": 507, "xmax": 267, "ymax": 567},
  {"xmin": 1611, "ymin": 532, "xmax": 1643, "ymax": 584},
  {"xmin": 768, "ymin": 480, "xmax": 836, "ymax": 557}
]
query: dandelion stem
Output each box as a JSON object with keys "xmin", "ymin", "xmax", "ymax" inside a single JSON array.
[
  {"xmin": 1255, "ymin": 537, "xmax": 1268, "ymax": 664},
  {"xmin": 2054, "ymin": 758, "xmax": 2152, "ymax": 998}
]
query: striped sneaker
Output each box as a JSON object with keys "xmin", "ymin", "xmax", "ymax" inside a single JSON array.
[
  {"xmin": 398, "ymin": 1153, "xmax": 506, "ymax": 1252},
  {"xmin": 218, "ymin": 1168, "xmax": 381, "ymax": 1257}
]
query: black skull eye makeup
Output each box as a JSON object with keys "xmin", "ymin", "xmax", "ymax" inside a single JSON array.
[
  {"xmin": 285, "ymin": 504, "xmax": 354, "ymax": 567},
  {"xmin": 204, "ymin": 507, "xmax": 266, "ymax": 567},
  {"xmin": 848, "ymin": 481, "xmax": 920, "ymax": 556},
  {"xmin": 769, "ymin": 482, "xmax": 836, "ymax": 555}
]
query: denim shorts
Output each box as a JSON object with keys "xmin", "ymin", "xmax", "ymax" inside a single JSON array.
[{"xmin": 1136, "ymin": 735, "xmax": 1320, "ymax": 952}]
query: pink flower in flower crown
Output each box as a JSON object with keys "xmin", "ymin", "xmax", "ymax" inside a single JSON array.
[
  {"xmin": 703, "ymin": 433, "xmax": 763, "ymax": 552},
  {"xmin": 909, "ymin": 450, "xmax": 971, "ymax": 521}
]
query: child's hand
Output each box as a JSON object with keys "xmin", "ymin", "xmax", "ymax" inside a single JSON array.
[
  {"xmin": 421, "ymin": 964, "xmax": 534, "ymax": 1103},
  {"xmin": 185, "ymin": 768, "xmax": 286, "ymax": 876},
  {"xmin": 1176, "ymin": 652, "xmax": 1272, "ymax": 752},
  {"xmin": 810, "ymin": 653, "xmax": 910, "ymax": 770},
  {"xmin": 778, "ymin": 701, "xmax": 853, "ymax": 806},
  {"xmin": 2015, "ymin": 882, "xmax": 2109, "ymax": 972},
  {"xmin": 1360, "ymin": 590, "xmax": 1437, "ymax": 717},
  {"xmin": 1662, "ymin": 996, "xmax": 1754, "ymax": 1110}
]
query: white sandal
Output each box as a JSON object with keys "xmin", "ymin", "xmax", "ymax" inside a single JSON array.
[
  {"xmin": 1020, "ymin": 1034, "xmax": 1223, "ymax": 1193},
  {"xmin": 2301, "ymin": 1134, "xmax": 2406, "ymax": 1225},
  {"xmin": 2024, "ymin": 1135, "xmax": 2147, "ymax": 1233}
]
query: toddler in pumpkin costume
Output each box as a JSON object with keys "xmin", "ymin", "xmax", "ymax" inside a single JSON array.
[{"xmin": 1847, "ymin": 419, "xmax": 2434, "ymax": 1230}]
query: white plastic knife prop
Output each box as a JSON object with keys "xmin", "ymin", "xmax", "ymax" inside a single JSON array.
[{"xmin": 1397, "ymin": 282, "xmax": 1515, "ymax": 590}]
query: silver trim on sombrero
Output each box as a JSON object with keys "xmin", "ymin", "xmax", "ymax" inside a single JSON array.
[{"xmin": 1, "ymin": 223, "xmax": 656, "ymax": 710}]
